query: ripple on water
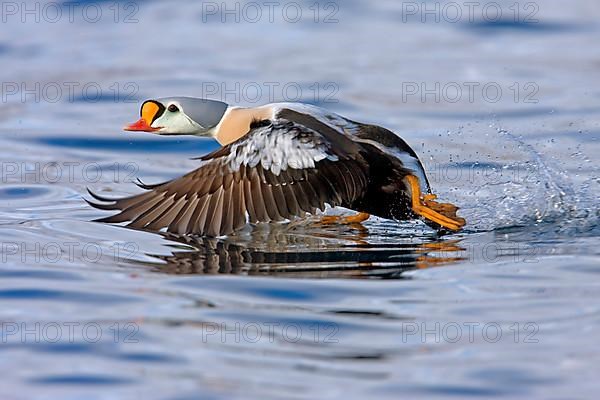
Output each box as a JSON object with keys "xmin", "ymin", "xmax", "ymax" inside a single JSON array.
[
  {"xmin": 0, "ymin": 186, "xmax": 50, "ymax": 200},
  {"xmin": 0, "ymin": 185, "xmax": 81, "ymax": 222},
  {"xmin": 0, "ymin": 268, "xmax": 83, "ymax": 281},
  {"xmin": 35, "ymin": 136, "xmax": 219, "ymax": 154},
  {"xmin": 0, "ymin": 288, "xmax": 138, "ymax": 304},
  {"xmin": 29, "ymin": 374, "xmax": 135, "ymax": 386},
  {"xmin": 463, "ymin": 20, "xmax": 581, "ymax": 34}
]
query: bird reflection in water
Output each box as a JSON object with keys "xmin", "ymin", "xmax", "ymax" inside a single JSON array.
[{"xmin": 135, "ymin": 220, "xmax": 466, "ymax": 279}]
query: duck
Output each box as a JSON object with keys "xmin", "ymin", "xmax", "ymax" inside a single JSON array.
[{"xmin": 87, "ymin": 97, "xmax": 466, "ymax": 237}]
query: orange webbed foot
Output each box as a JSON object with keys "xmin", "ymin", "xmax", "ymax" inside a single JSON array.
[
  {"xmin": 320, "ymin": 212, "xmax": 370, "ymax": 225},
  {"xmin": 404, "ymin": 175, "xmax": 466, "ymax": 231}
]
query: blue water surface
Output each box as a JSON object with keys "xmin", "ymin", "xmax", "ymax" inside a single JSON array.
[{"xmin": 0, "ymin": 0, "xmax": 598, "ymax": 399}]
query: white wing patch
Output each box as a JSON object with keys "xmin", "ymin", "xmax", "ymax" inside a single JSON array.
[{"xmin": 225, "ymin": 123, "xmax": 338, "ymax": 176}]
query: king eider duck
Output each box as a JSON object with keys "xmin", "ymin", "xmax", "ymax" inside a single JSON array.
[{"xmin": 87, "ymin": 98, "xmax": 466, "ymax": 236}]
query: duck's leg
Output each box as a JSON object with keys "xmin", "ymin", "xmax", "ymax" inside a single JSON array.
[
  {"xmin": 404, "ymin": 175, "xmax": 466, "ymax": 231},
  {"xmin": 320, "ymin": 212, "xmax": 370, "ymax": 225}
]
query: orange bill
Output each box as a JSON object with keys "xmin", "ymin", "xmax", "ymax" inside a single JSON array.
[{"xmin": 124, "ymin": 101, "xmax": 162, "ymax": 132}]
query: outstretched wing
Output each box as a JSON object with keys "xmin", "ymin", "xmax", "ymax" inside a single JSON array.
[{"xmin": 88, "ymin": 119, "xmax": 370, "ymax": 236}]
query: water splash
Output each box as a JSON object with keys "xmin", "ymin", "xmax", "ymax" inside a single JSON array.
[{"xmin": 429, "ymin": 125, "xmax": 598, "ymax": 233}]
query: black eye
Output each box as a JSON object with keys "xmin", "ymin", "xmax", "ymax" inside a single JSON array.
[{"xmin": 168, "ymin": 104, "xmax": 179, "ymax": 113}]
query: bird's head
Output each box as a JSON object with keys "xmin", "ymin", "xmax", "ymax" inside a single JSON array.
[{"xmin": 124, "ymin": 97, "xmax": 228, "ymax": 136}]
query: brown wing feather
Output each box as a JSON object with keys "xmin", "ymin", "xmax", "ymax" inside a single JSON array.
[{"xmin": 89, "ymin": 120, "xmax": 371, "ymax": 236}]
